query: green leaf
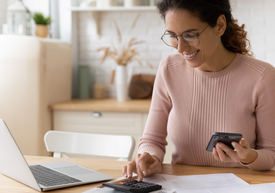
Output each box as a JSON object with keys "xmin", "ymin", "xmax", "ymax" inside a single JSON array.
[{"xmin": 32, "ymin": 12, "xmax": 51, "ymax": 25}]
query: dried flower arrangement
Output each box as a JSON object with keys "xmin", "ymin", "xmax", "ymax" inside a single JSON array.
[{"xmin": 96, "ymin": 14, "xmax": 152, "ymax": 68}]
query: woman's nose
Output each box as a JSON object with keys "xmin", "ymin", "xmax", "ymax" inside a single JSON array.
[{"xmin": 177, "ymin": 37, "xmax": 190, "ymax": 54}]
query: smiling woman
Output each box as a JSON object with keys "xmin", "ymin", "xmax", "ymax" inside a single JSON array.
[{"xmin": 122, "ymin": 0, "xmax": 275, "ymax": 182}]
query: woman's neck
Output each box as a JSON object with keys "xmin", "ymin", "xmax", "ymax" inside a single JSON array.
[{"xmin": 198, "ymin": 46, "xmax": 236, "ymax": 72}]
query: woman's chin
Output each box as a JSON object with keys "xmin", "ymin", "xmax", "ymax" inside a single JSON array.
[{"xmin": 186, "ymin": 61, "xmax": 202, "ymax": 69}]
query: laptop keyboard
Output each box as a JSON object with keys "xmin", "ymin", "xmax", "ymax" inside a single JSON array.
[{"xmin": 29, "ymin": 165, "xmax": 82, "ymax": 187}]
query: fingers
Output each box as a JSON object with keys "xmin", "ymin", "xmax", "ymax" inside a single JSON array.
[
  {"xmin": 212, "ymin": 138, "xmax": 252, "ymax": 164},
  {"xmin": 136, "ymin": 152, "xmax": 152, "ymax": 181},
  {"xmin": 147, "ymin": 157, "xmax": 162, "ymax": 174},
  {"xmin": 232, "ymin": 141, "xmax": 246, "ymax": 160},
  {"xmin": 215, "ymin": 142, "xmax": 240, "ymax": 162},
  {"xmin": 137, "ymin": 152, "xmax": 153, "ymax": 176},
  {"xmin": 213, "ymin": 147, "xmax": 220, "ymax": 161},
  {"xmin": 239, "ymin": 138, "xmax": 249, "ymax": 148},
  {"xmin": 137, "ymin": 153, "xmax": 149, "ymax": 174},
  {"xmin": 232, "ymin": 138, "xmax": 250, "ymax": 160},
  {"xmin": 215, "ymin": 143, "xmax": 232, "ymax": 162},
  {"xmin": 214, "ymin": 140, "xmax": 249, "ymax": 162},
  {"xmin": 213, "ymin": 145, "xmax": 236, "ymax": 162},
  {"xmin": 122, "ymin": 153, "xmax": 162, "ymax": 182},
  {"xmin": 136, "ymin": 163, "xmax": 144, "ymax": 182},
  {"xmin": 122, "ymin": 159, "xmax": 137, "ymax": 178},
  {"xmin": 122, "ymin": 166, "xmax": 127, "ymax": 178}
]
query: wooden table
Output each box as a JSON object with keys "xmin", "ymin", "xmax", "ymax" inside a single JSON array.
[{"xmin": 1, "ymin": 156, "xmax": 275, "ymax": 193}]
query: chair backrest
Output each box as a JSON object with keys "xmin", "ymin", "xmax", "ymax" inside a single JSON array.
[{"xmin": 44, "ymin": 131, "xmax": 135, "ymax": 161}]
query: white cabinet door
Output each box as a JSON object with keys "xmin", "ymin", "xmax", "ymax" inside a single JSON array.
[{"xmin": 54, "ymin": 111, "xmax": 143, "ymax": 135}]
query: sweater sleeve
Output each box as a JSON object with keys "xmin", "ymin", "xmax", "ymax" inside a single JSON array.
[
  {"xmin": 137, "ymin": 57, "xmax": 172, "ymax": 163},
  {"xmin": 245, "ymin": 64, "xmax": 275, "ymax": 170}
]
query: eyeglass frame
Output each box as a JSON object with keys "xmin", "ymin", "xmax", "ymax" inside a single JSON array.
[{"xmin": 161, "ymin": 25, "xmax": 209, "ymax": 47}]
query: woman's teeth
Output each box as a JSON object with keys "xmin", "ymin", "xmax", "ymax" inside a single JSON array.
[{"xmin": 184, "ymin": 50, "xmax": 199, "ymax": 58}]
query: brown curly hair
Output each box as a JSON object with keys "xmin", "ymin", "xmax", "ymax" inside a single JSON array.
[{"xmin": 157, "ymin": 0, "xmax": 253, "ymax": 56}]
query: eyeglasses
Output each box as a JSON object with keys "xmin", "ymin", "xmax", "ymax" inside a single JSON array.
[{"xmin": 161, "ymin": 25, "xmax": 209, "ymax": 47}]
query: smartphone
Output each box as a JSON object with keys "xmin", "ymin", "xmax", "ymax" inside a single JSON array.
[{"xmin": 206, "ymin": 132, "xmax": 242, "ymax": 152}]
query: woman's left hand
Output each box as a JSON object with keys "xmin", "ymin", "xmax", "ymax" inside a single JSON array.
[{"xmin": 213, "ymin": 138, "xmax": 258, "ymax": 164}]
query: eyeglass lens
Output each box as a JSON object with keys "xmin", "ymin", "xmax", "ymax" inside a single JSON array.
[{"xmin": 161, "ymin": 32, "xmax": 200, "ymax": 47}]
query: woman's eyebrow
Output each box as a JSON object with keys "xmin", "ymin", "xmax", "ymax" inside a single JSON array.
[{"xmin": 166, "ymin": 28, "xmax": 199, "ymax": 34}]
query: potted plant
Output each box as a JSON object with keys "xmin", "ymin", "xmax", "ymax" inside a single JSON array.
[{"xmin": 32, "ymin": 12, "xmax": 51, "ymax": 38}]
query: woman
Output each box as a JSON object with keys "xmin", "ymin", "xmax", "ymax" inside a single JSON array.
[{"xmin": 123, "ymin": 0, "xmax": 275, "ymax": 181}]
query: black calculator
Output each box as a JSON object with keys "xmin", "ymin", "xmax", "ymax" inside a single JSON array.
[{"xmin": 102, "ymin": 179, "xmax": 162, "ymax": 193}]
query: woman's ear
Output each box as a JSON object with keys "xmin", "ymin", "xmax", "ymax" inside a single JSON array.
[{"xmin": 215, "ymin": 14, "xmax": 227, "ymax": 36}]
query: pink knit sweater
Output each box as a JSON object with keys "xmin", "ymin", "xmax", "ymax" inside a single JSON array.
[{"xmin": 138, "ymin": 53, "xmax": 275, "ymax": 170}]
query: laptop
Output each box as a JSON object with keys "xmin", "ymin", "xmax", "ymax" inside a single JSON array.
[{"xmin": 0, "ymin": 119, "xmax": 114, "ymax": 191}]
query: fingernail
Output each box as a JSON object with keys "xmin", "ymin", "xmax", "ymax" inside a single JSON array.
[
  {"xmin": 142, "ymin": 171, "xmax": 146, "ymax": 176},
  {"xmin": 147, "ymin": 169, "xmax": 151, "ymax": 174},
  {"xmin": 124, "ymin": 174, "xmax": 127, "ymax": 178},
  {"xmin": 232, "ymin": 142, "xmax": 237, "ymax": 146}
]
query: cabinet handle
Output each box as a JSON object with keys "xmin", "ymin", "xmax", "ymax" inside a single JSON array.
[{"xmin": 92, "ymin": 111, "xmax": 102, "ymax": 117}]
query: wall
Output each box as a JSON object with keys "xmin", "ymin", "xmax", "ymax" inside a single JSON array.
[
  {"xmin": 230, "ymin": 0, "xmax": 275, "ymax": 65},
  {"xmin": 76, "ymin": 0, "xmax": 275, "ymax": 98}
]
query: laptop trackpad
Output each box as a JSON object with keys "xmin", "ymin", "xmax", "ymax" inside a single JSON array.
[{"xmin": 55, "ymin": 166, "xmax": 95, "ymax": 176}]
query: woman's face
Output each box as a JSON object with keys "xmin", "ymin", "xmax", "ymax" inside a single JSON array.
[{"xmin": 165, "ymin": 9, "xmax": 221, "ymax": 69}]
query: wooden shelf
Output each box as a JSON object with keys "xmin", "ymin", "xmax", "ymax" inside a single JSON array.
[{"xmin": 71, "ymin": 6, "xmax": 157, "ymax": 12}]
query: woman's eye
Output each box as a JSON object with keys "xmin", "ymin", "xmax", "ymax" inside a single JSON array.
[{"xmin": 185, "ymin": 34, "xmax": 197, "ymax": 39}]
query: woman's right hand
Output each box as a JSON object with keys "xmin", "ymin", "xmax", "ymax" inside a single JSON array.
[{"xmin": 122, "ymin": 152, "xmax": 162, "ymax": 182}]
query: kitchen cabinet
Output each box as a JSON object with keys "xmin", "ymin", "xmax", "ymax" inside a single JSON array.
[{"xmin": 50, "ymin": 99, "xmax": 174, "ymax": 163}]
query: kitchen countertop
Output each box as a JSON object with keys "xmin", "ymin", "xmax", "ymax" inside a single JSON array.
[{"xmin": 50, "ymin": 99, "xmax": 151, "ymax": 113}]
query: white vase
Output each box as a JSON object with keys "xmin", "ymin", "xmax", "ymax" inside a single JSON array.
[{"xmin": 115, "ymin": 65, "xmax": 128, "ymax": 101}]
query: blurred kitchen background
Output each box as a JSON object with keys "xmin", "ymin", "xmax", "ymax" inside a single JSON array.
[
  {"xmin": 0, "ymin": 0, "xmax": 274, "ymax": 162},
  {"xmin": 1, "ymin": 0, "xmax": 274, "ymax": 98}
]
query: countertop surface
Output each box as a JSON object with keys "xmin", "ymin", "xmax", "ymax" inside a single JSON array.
[{"xmin": 50, "ymin": 99, "xmax": 151, "ymax": 113}]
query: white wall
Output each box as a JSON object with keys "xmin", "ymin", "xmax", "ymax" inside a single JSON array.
[
  {"xmin": 74, "ymin": 0, "xmax": 275, "ymax": 98},
  {"xmin": 230, "ymin": 0, "xmax": 275, "ymax": 65}
]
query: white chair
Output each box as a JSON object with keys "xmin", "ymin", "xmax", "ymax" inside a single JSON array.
[{"xmin": 44, "ymin": 131, "xmax": 135, "ymax": 161}]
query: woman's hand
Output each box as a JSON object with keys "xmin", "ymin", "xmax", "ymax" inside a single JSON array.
[
  {"xmin": 122, "ymin": 152, "xmax": 162, "ymax": 181},
  {"xmin": 213, "ymin": 138, "xmax": 258, "ymax": 164}
]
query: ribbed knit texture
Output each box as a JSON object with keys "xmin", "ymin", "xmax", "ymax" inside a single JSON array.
[{"xmin": 138, "ymin": 53, "xmax": 275, "ymax": 170}]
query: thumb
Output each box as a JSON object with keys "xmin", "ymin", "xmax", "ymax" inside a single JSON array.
[
  {"xmin": 239, "ymin": 138, "xmax": 249, "ymax": 148},
  {"xmin": 146, "ymin": 159, "xmax": 162, "ymax": 176}
]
